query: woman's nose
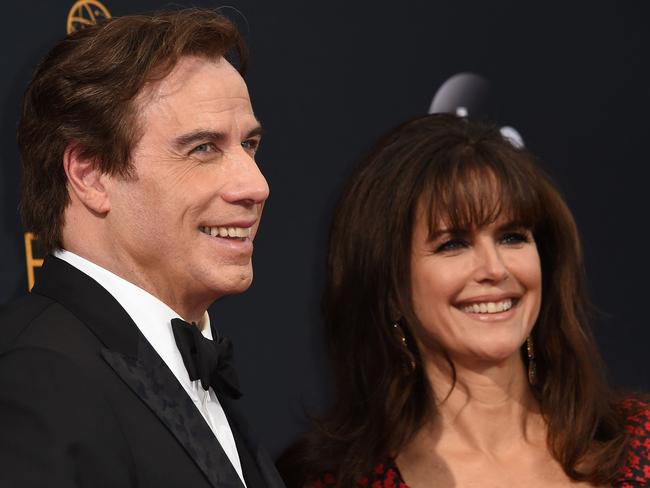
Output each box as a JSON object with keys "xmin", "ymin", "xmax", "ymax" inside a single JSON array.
[{"xmin": 473, "ymin": 242, "xmax": 509, "ymax": 284}]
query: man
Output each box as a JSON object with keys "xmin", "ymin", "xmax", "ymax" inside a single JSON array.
[{"xmin": 0, "ymin": 9, "xmax": 284, "ymax": 488}]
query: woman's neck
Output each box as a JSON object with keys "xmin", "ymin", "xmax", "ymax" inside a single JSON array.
[{"xmin": 422, "ymin": 352, "xmax": 545, "ymax": 454}]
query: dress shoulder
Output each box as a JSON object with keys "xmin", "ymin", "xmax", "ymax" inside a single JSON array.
[
  {"xmin": 614, "ymin": 398, "xmax": 650, "ymax": 487},
  {"xmin": 314, "ymin": 459, "xmax": 408, "ymax": 488},
  {"xmin": 313, "ymin": 406, "xmax": 650, "ymax": 488}
]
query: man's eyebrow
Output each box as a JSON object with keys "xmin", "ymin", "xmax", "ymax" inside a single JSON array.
[
  {"xmin": 245, "ymin": 124, "xmax": 263, "ymax": 139},
  {"xmin": 172, "ymin": 123, "xmax": 264, "ymax": 150},
  {"xmin": 173, "ymin": 130, "xmax": 226, "ymax": 150}
]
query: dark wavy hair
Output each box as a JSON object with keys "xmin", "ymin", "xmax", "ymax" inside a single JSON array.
[
  {"xmin": 18, "ymin": 8, "xmax": 247, "ymax": 252},
  {"xmin": 278, "ymin": 113, "xmax": 630, "ymax": 487}
]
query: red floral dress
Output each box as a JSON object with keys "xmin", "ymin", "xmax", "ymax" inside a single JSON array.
[
  {"xmin": 614, "ymin": 399, "xmax": 650, "ymax": 487},
  {"xmin": 313, "ymin": 463, "xmax": 407, "ymax": 488},
  {"xmin": 316, "ymin": 400, "xmax": 650, "ymax": 487}
]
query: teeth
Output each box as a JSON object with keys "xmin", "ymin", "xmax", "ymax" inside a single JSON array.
[
  {"xmin": 200, "ymin": 226, "xmax": 252, "ymax": 239},
  {"xmin": 461, "ymin": 298, "xmax": 513, "ymax": 314}
]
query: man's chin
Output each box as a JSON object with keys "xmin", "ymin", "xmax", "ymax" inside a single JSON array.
[
  {"xmin": 207, "ymin": 269, "xmax": 254, "ymax": 298},
  {"xmin": 227, "ymin": 277, "xmax": 253, "ymax": 295}
]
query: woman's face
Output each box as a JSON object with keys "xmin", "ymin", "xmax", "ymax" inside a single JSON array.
[{"xmin": 409, "ymin": 206, "xmax": 542, "ymax": 367}]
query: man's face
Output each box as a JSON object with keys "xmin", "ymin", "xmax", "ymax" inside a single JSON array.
[{"xmin": 103, "ymin": 56, "xmax": 268, "ymax": 318}]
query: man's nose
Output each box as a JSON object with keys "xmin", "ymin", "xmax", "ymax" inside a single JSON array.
[
  {"xmin": 222, "ymin": 149, "xmax": 270, "ymax": 206},
  {"xmin": 474, "ymin": 242, "xmax": 509, "ymax": 283}
]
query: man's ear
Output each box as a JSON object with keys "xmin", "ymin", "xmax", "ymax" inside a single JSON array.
[{"xmin": 63, "ymin": 144, "xmax": 110, "ymax": 214}]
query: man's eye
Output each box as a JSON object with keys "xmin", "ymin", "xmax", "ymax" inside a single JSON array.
[
  {"xmin": 190, "ymin": 143, "xmax": 213, "ymax": 154},
  {"xmin": 241, "ymin": 138, "xmax": 260, "ymax": 153},
  {"xmin": 500, "ymin": 232, "xmax": 530, "ymax": 245},
  {"xmin": 435, "ymin": 239, "xmax": 468, "ymax": 253}
]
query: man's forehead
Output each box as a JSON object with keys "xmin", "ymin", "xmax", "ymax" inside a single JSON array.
[
  {"xmin": 137, "ymin": 55, "xmax": 249, "ymax": 107},
  {"xmin": 131, "ymin": 56, "xmax": 257, "ymax": 140}
]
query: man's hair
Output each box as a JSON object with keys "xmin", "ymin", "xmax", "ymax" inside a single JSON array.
[{"xmin": 18, "ymin": 9, "xmax": 248, "ymax": 251}]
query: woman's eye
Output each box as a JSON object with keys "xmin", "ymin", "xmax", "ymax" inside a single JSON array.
[
  {"xmin": 500, "ymin": 232, "xmax": 530, "ymax": 245},
  {"xmin": 435, "ymin": 239, "xmax": 468, "ymax": 253}
]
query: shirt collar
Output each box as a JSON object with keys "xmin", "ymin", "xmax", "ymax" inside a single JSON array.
[{"xmin": 53, "ymin": 249, "xmax": 212, "ymax": 395}]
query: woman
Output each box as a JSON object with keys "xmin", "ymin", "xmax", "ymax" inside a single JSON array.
[{"xmin": 279, "ymin": 114, "xmax": 649, "ymax": 487}]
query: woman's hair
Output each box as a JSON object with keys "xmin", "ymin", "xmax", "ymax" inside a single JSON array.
[{"xmin": 278, "ymin": 113, "xmax": 630, "ymax": 487}]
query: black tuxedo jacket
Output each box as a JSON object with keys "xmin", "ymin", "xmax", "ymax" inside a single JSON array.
[{"xmin": 0, "ymin": 256, "xmax": 285, "ymax": 488}]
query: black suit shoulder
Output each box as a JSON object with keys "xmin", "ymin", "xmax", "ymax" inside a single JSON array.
[
  {"xmin": 0, "ymin": 346, "xmax": 137, "ymax": 487},
  {"xmin": 0, "ymin": 292, "xmax": 139, "ymax": 487},
  {"xmin": 2, "ymin": 295, "xmax": 104, "ymax": 357},
  {"xmin": 0, "ymin": 292, "xmax": 56, "ymax": 350},
  {"xmin": 0, "ymin": 293, "xmax": 141, "ymax": 486},
  {"xmin": 0, "ymin": 287, "xmax": 215, "ymax": 488},
  {"xmin": 0, "ymin": 293, "xmax": 112, "ymax": 379}
]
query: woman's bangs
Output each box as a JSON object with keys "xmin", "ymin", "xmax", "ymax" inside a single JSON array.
[{"xmin": 423, "ymin": 156, "xmax": 544, "ymax": 236}]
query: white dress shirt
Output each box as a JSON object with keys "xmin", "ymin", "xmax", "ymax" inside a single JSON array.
[{"xmin": 54, "ymin": 250, "xmax": 247, "ymax": 487}]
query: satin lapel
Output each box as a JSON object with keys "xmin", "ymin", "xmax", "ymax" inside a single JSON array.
[
  {"xmin": 101, "ymin": 336, "xmax": 245, "ymax": 488},
  {"xmin": 33, "ymin": 257, "xmax": 245, "ymax": 488},
  {"xmin": 221, "ymin": 398, "xmax": 286, "ymax": 488}
]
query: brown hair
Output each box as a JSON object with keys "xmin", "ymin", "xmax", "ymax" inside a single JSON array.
[
  {"xmin": 278, "ymin": 114, "xmax": 630, "ymax": 487},
  {"xmin": 18, "ymin": 8, "xmax": 247, "ymax": 251}
]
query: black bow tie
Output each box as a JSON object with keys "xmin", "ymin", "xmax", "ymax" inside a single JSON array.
[{"xmin": 171, "ymin": 318, "xmax": 242, "ymax": 400}]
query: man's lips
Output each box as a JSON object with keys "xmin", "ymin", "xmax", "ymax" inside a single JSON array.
[
  {"xmin": 199, "ymin": 225, "xmax": 252, "ymax": 239},
  {"xmin": 198, "ymin": 224, "xmax": 255, "ymax": 255}
]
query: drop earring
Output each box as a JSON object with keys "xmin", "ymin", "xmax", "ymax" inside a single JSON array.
[
  {"xmin": 526, "ymin": 335, "xmax": 537, "ymax": 386},
  {"xmin": 392, "ymin": 322, "xmax": 416, "ymax": 374}
]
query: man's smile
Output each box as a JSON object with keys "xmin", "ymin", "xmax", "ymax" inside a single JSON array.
[{"xmin": 199, "ymin": 225, "xmax": 252, "ymax": 239}]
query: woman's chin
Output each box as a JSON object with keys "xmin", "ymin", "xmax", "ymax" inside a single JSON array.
[{"xmin": 454, "ymin": 344, "xmax": 525, "ymax": 370}]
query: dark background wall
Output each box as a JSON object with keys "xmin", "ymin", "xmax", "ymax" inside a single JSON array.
[{"xmin": 1, "ymin": 0, "xmax": 648, "ymax": 458}]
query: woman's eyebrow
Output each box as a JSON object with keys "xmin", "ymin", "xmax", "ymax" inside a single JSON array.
[
  {"xmin": 497, "ymin": 220, "xmax": 530, "ymax": 231},
  {"xmin": 427, "ymin": 227, "xmax": 466, "ymax": 241}
]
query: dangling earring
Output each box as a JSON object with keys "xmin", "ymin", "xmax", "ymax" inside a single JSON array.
[
  {"xmin": 526, "ymin": 335, "xmax": 537, "ymax": 386},
  {"xmin": 392, "ymin": 322, "xmax": 416, "ymax": 374}
]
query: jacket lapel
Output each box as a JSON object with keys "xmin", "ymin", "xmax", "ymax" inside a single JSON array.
[
  {"xmin": 101, "ymin": 337, "xmax": 245, "ymax": 488},
  {"xmin": 33, "ymin": 256, "xmax": 246, "ymax": 488}
]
